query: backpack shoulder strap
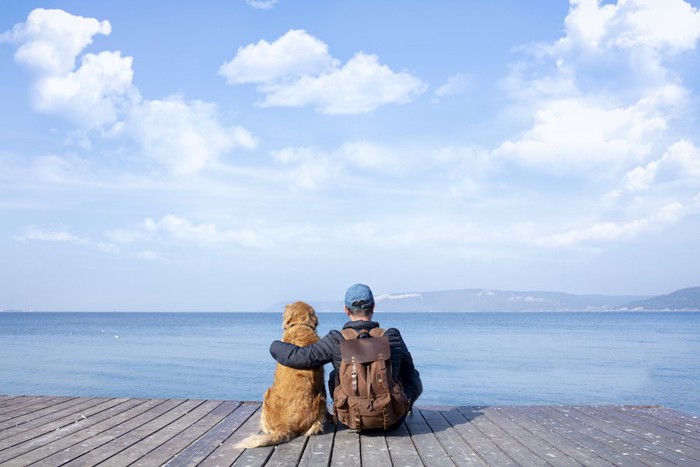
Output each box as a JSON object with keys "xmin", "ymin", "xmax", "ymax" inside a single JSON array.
[
  {"xmin": 340, "ymin": 328, "xmax": 359, "ymax": 340},
  {"xmin": 369, "ymin": 327, "xmax": 386, "ymax": 337}
]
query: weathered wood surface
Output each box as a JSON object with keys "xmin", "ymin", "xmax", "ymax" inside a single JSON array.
[{"xmin": 0, "ymin": 396, "xmax": 698, "ymax": 466}]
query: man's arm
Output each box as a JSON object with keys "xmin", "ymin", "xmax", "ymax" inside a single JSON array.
[
  {"xmin": 386, "ymin": 328, "xmax": 423, "ymax": 404},
  {"xmin": 398, "ymin": 347, "xmax": 422, "ymax": 404},
  {"xmin": 269, "ymin": 330, "xmax": 339, "ymax": 369}
]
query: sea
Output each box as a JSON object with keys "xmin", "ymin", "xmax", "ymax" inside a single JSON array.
[{"xmin": 1, "ymin": 312, "xmax": 699, "ymax": 416}]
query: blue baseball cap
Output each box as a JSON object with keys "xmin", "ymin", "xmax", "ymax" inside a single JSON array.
[{"xmin": 344, "ymin": 283, "xmax": 375, "ymax": 311}]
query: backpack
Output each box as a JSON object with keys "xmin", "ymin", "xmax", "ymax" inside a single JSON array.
[{"xmin": 333, "ymin": 328, "xmax": 410, "ymax": 431}]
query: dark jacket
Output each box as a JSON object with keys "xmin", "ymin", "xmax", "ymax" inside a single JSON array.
[{"xmin": 269, "ymin": 320, "xmax": 422, "ymax": 404}]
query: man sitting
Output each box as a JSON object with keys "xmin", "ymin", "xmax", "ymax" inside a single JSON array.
[{"xmin": 269, "ymin": 283, "xmax": 422, "ymax": 430}]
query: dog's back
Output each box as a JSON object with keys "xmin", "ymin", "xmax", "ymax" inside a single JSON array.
[{"xmin": 235, "ymin": 302, "xmax": 326, "ymax": 449}]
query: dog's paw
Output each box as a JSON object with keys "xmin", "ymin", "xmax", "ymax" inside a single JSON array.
[{"xmin": 303, "ymin": 420, "xmax": 324, "ymax": 437}]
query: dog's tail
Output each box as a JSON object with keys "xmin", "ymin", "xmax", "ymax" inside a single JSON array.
[{"xmin": 235, "ymin": 431, "xmax": 295, "ymax": 449}]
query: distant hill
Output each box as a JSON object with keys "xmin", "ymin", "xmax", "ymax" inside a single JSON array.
[
  {"xmin": 264, "ymin": 288, "xmax": 651, "ymax": 312},
  {"xmin": 263, "ymin": 286, "xmax": 700, "ymax": 312},
  {"xmin": 620, "ymin": 287, "xmax": 700, "ymax": 311},
  {"xmin": 371, "ymin": 289, "xmax": 646, "ymax": 312}
]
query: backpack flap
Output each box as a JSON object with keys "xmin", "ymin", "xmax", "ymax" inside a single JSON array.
[{"xmin": 339, "ymin": 336, "xmax": 390, "ymax": 364}]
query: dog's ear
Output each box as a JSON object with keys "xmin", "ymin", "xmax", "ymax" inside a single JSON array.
[
  {"xmin": 282, "ymin": 304, "xmax": 295, "ymax": 330},
  {"xmin": 307, "ymin": 306, "xmax": 318, "ymax": 328}
]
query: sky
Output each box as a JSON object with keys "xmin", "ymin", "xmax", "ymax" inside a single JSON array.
[{"xmin": 1, "ymin": 0, "xmax": 700, "ymax": 311}]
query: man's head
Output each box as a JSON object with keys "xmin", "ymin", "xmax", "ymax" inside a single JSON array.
[{"xmin": 344, "ymin": 283, "xmax": 375, "ymax": 319}]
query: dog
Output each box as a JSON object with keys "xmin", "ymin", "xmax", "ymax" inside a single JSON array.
[{"xmin": 236, "ymin": 301, "xmax": 327, "ymax": 448}]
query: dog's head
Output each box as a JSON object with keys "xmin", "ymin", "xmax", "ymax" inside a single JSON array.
[{"xmin": 283, "ymin": 301, "xmax": 318, "ymax": 330}]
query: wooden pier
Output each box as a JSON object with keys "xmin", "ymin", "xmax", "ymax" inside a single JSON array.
[{"xmin": 1, "ymin": 395, "xmax": 699, "ymax": 466}]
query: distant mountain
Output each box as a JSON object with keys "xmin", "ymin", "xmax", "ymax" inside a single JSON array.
[
  {"xmin": 263, "ymin": 286, "xmax": 700, "ymax": 313},
  {"xmin": 264, "ymin": 288, "xmax": 651, "ymax": 312},
  {"xmin": 620, "ymin": 287, "xmax": 700, "ymax": 311},
  {"xmin": 373, "ymin": 289, "xmax": 646, "ymax": 312}
]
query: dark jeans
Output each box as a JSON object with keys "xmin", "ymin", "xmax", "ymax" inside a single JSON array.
[{"xmin": 328, "ymin": 370, "xmax": 338, "ymax": 399}]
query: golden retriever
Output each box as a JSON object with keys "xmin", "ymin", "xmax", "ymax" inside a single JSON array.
[{"xmin": 236, "ymin": 301, "xmax": 327, "ymax": 448}]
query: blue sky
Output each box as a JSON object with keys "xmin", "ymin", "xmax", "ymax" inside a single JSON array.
[{"xmin": 1, "ymin": 0, "xmax": 699, "ymax": 311}]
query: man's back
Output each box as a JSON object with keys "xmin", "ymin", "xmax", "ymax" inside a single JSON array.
[{"xmin": 269, "ymin": 319, "xmax": 422, "ymax": 406}]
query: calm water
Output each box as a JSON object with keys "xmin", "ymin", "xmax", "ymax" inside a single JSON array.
[{"xmin": 1, "ymin": 312, "xmax": 699, "ymax": 415}]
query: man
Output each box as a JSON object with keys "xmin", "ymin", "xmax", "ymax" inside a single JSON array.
[{"xmin": 269, "ymin": 283, "xmax": 422, "ymax": 426}]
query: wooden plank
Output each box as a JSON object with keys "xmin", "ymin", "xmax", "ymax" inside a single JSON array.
[
  {"xmin": 441, "ymin": 406, "xmax": 515, "ymax": 466},
  {"xmin": 457, "ymin": 406, "xmax": 543, "ymax": 467},
  {"xmin": 265, "ymin": 433, "xmax": 309, "ymax": 467},
  {"xmin": 17, "ymin": 399, "xmax": 179, "ymax": 465},
  {"xmin": 6, "ymin": 398, "xmax": 167, "ymax": 465},
  {"xmin": 0, "ymin": 399, "xmax": 146, "ymax": 464},
  {"xmin": 386, "ymin": 420, "xmax": 425, "ymax": 467},
  {"xmin": 39, "ymin": 398, "xmax": 185, "ymax": 466},
  {"xmin": 581, "ymin": 405, "xmax": 700, "ymax": 464},
  {"xmin": 405, "ymin": 408, "xmax": 455, "ymax": 466},
  {"xmin": 61, "ymin": 399, "xmax": 202, "ymax": 466},
  {"xmin": 643, "ymin": 407, "xmax": 700, "ymax": 432},
  {"xmin": 0, "ymin": 397, "xmax": 106, "ymax": 443},
  {"xmin": 172, "ymin": 402, "xmax": 260, "ymax": 467},
  {"xmin": 0, "ymin": 397, "xmax": 88, "ymax": 434},
  {"xmin": 522, "ymin": 406, "xmax": 629, "ymax": 466},
  {"xmin": 0, "ymin": 397, "xmax": 126, "ymax": 450},
  {"xmin": 360, "ymin": 431, "xmax": 392, "ymax": 467},
  {"xmin": 6, "ymin": 396, "xmax": 700, "ymax": 467},
  {"xmin": 329, "ymin": 425, "xmax": 361, "ymax": 467},
  {"xmin": 615, "ymin": 406, "xmax": 700, "ymax": 444},
  {"xmin": 99, "ymin": 400, "xmax": 223, "ymax": 467},
  {"xmin": 137, "ymin": 400, "xmax": 245, "ymax": 467},
  {"xmin": 162, "ymin": 400, "xmax": 248, "ymax": 467},
  {"xmin": 0, "ymin": 396, "xmax": 28, "ymax": 409},
  {"xmin": 0, "ymin": 395, "xmax": 70, "ymax": 416},
  {"xmin": 298, "ymin": 420, "xmax": 336, "ymax": 467},
  {"xmin": 0, "ymin": 395, "xmax": 54, "ymax": 415},
  {"xmin": 558, "ymin": 405, "xmax": 687, "ymax": 466},
  {"xmin": 420, "ymin": 407, "xmax": 486, "ymax": 466},
  {"xmin": 532, "ymin": 406, "xmax": 646, "ymax": 467},
  {"xmin": 505, "ymin": 405, "xmax": 612, "ymax": 466},
  {"xmin": 0, "ymin": 396, "xmax": 77, "ymax": 426},
  {"xmin": 485, "ymin": 406, "xmax": 578, "ymax": 467},
  {"xmin": 227, "ymin": 408, "xmax": 274, "ymax": 467}
]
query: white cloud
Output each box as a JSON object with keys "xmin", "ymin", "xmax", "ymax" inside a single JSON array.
[
  {"xmin": 3, "ymin": 9, "xmax": 136, "ymax": 130},
  {"xmin": 271, "ymin": 147, "xmax": 340, "ymax": 190},
  {"xmin": 245, "ymin": 0, "xmax": 278, "ymax": 10},
  {"xmin": 548, "ymin": 0, "xmax": 700, "ymax": 91},
  {"xmin": 560, "ymin": 0, "xmax": 700, "ymax": 54},
  {"xmin": 13, "ymin": 226, "xmax": 121, "ymax": 254},
  {"xmin": 143, "ymin": 215, "xmax": 273, "ymax": 248},
  {"xmin": 616, "ymin": 139, "xmax": 700, "ymax": 193},
  {"xmin": 220, "ymin": 29, "xmax": 336, "ymax": 84},
  {"xmin": 14, "ymin": 226, "xmax": 87, "ymax": 244},
  {"xmin": 124, "ymin": 97, "xmax": 257, "ymax": 175},
  {"xmin": 433, "ymin": 73, "xmax": 471, "ymax": 99},
  {"xmin": 494, "ymin": 95, "xmax": 670, "ymax": 173},
  {"xmin": 542, "ymin": 201, "xmax": 685, "ymax": 247},
  {"xmin": 137, "ymin": 250, "xmax": 162, "ymax": 261},
  {"xmin": 33, "ymin": 51, "xmax": 139, "ymax": 128},
  {"xmin": 434, "ymin": 145, "xmax": 500, "ymax": 197},
  {"xmin": 1, "ymin": 8, "xmax": 111, "ymax": 75},
  {"xmin": 270, "ymin": 141, "xmax": 404, "ymax": 190},
  {"xmin": 4, "ymin": 9, "xmax": 256, "ymax": 175},
  {"xmin": 333, "ymin": 141, "xmax": 401, "ymax": 173},
  {"xmin": 495, "ymin": 0, "xmax": 699, "ymax": 176},
  {"xmin": 220, "ymin": 30, "xmax": 426, "ymax": 114}
]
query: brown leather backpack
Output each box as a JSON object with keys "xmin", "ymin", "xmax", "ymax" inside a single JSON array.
[{"xmin": 333, "ymin": 328, "xmax": 410, "ymax": 431}]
